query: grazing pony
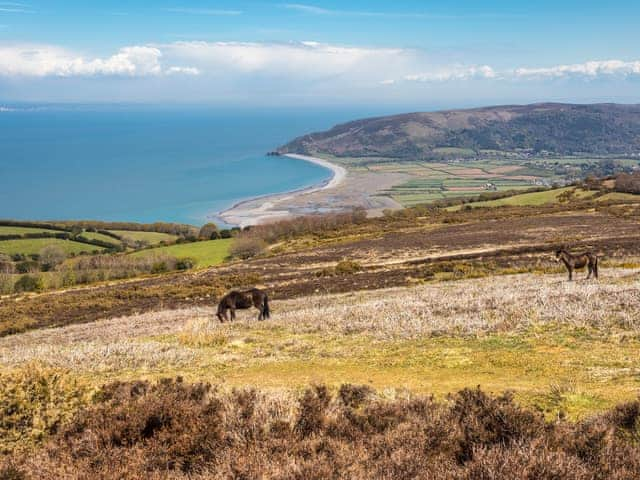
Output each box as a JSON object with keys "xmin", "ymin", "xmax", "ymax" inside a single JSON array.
[
  {"xmin": 216, "ymin": 288, "xmax": 270, "ymax": 322},
  {"xmin": 555, "ymin": 249, "xmax": 598, "ymax": 281}
]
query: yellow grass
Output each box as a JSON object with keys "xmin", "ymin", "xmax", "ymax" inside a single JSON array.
[{"xmin": 2, "ymin": 267, "xmax": 639, "ymax": 420}]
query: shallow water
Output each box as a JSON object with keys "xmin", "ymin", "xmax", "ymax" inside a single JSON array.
[{"xmin": 0, "ymin": 105, "xmax": 383, "ymax": 226}]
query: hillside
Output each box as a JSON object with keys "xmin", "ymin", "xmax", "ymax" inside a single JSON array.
[
  {"xmin": 2, "ymin": 198, "xmax": 640, "ymax": 477},
  {"xmin": 278, "ymin": 103, "xmax": 640, "ymax": 159}
]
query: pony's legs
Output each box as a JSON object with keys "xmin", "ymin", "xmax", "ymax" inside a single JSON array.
[
  {"xmin": 217, "ymin": 308, "xmax": 227, "ymax": 323},
  {"xmin": 569, "ymin": 268, "xmax": 573, "ymax": 281},
  {"xmin": 586, "ymin": 266, "xmax": 592, "ymax": 279},
  {"xmin": 230, "ymin": 308, "xmax": 236, "ymax": 321}
]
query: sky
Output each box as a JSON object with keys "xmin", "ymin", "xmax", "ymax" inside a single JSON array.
[{"xmin": 1, "ymin": 0, "xmax": 640, "ymax": 107}]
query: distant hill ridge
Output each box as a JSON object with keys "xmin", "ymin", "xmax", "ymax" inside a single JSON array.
[{"xmin": 278, "ymin": 103, "xmax": 640, "ymax": 159}]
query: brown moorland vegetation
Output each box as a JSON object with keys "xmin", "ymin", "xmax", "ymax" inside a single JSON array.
[
  {"xmin": 2, "ymin": 378, "xmax": 640, "ymax": 479},
  {"xmin": 2, "ymin": 199, "xmax": 639, "ymax": 337}
]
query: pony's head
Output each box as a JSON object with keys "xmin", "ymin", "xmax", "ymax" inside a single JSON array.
[{"xmin": 555, "ymin": 249, "xmax": 566, "ymax": 259}]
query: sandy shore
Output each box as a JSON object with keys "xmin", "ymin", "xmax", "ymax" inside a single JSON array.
[
  {"xmin": 283, "ymin": 154, "xmax": 347, "ymax": 190},
  {"xmin": 216, "ymin": 154, "xmax": 348, "ymax": 227}
]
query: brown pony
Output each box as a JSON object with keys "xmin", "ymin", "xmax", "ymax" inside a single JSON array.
[
  {"xmin": 216, "ymin": 288, "xmax": 270, "ymax": 322},
  {"xmin": 555, "ymin": 249, "xmax": 599, "ymax": 281}
]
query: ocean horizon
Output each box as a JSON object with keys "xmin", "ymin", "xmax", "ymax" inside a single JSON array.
[{"xmin": 0, "ymin": 104, "xmax": 395, "ymax": 227}]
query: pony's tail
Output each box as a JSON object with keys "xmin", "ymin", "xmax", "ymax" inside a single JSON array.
[{"xmin": 262, "ymin": 295, "xmax": 271, "ymax": 319}]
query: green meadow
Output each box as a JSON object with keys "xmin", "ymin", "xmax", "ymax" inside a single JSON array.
[{"xmin": 131, "ymin": 238, "xmax": 234, "ymax": 268}]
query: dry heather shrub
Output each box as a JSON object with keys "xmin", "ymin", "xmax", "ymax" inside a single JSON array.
[
  {"xmin": 229, "ymin": 237, "xmax": 266, "ymax": 259},
  {"xmin": 3, "ymin": 379, "xmax": 640, "ymax": 479}
]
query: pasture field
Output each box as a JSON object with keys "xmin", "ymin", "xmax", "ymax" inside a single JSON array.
[
  {"xmin": 595, "ymin": 191, "xmax": 640, "ymax": 202},
  {"xmin": 109, "ymin": 229, "xmax": 178, "ymax": 244},
  {"xmin": 0, "ymin": 226, "xmax": 59, "ymax": 236},
  {"xmin": 80, "ymin": 231, "xmax": 122, "ymax": 245},
  {"xmin": 445, "ymin": 186, "xmax": 599, "ymax": 210},
  {"xmin": 363, "ymin": 159, "xmax": 558, "ymax": 206},
  {"xmin": 324, "ymin": 154, "xmax": 640, "ymax": 207},
  {"xmin": 0, "ymin": 238, "xmax": 105, "ymax": 256},
  {"xmin": 131, "ymin": 238, "xmax": 233, "ymax": 267}
]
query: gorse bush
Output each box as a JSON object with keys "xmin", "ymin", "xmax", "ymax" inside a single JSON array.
[
  {"xmin": 0, "ymin": 366, "xmax": 90, "ymax": 455},
  {"xmin": 3, "ymin": 379, "xmax": 640, "ymax": 479},
  {"xmin": 13, "ymin": 275, "xmax": 44, "ymax": 293},
  {"xmin": 175, "ymin": 257, "xmax": 196, "ymax": 270}
]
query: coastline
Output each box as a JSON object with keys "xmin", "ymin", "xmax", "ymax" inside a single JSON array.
[{"xmin": 215, "ymin": 153, "xmax": 347, "ymax": 227}]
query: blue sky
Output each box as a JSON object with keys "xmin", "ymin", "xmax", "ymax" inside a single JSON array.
[{"xmin": 1, "ymin": 1, "xmax": 640, "ymax": 106}]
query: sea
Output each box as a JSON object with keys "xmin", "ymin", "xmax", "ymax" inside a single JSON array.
[{"xmin": 0, "ymin": 104, "xmax": 392, "ymax": 227}]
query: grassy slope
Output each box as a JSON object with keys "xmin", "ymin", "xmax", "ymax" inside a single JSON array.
[
  {"xmin": 595, "ymin": 192, "xmax": 640, "ymax": 202},
  {"xmin": 445, "ymin": 187, "xmax": 597, "ymax": 211},
  {"xmin": 3, "ymin": 268, "xmax": 639, "ymax": 420},
  {"xmin": 109, "ymin": 230, "xmax": 178, "ymax": 244},
  {"xmin": 0, "ymin": 238, "xmax": 105, "ymax": 256},
  {"xmin": 477, "ymin": 187, "xmax": 596, "ymax": 207},
  {"xmin": 131, "ymin": 238, "xmax": 233, "ymax": 267},
  {"xmin": 81, "ymin": 231, "xmax": 122, "ymax": 245},
  {"xmin": 0, "ymin": 226, "xmax": 59, "ymax": 236}
]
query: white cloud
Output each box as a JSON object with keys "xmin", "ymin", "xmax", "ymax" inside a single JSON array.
[
  {"xmin": 405, "ymin": 65, "xmax": 496, "ymax": 82},
  {"xmin": 2, "ymin": 40, "xmax": 640, "ymax": 97},
  {"xmin": 165, "ymin": 66, "xmax": 200, "ymax": 75},
  {"xmin": 0, "ymin": 44, "xmax": 199, "ymax": 77},
  {"xmin": 159, "ymin": 41, "xmax": 408, "ymax": 79},
  {"xmin": 514, "ymin": 60, "xmax": 640, "ymax": 79}
]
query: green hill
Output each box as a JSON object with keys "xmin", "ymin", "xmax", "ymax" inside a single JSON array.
[{"xmin": 278, "ymin": 103, "xmax": 640, "ymax": 159}]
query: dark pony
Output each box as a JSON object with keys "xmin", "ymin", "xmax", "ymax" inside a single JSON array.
[
  {"xmin": 555, "ymin": 249, "xmax": 599, "ymax": 281},
  {"xmin": 216, "ymin": 288, "xmax": 270, "ymax": 322}
]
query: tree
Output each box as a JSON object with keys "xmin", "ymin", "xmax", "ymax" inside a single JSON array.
[
  {"xmin": 198, "ymin": 223, "xmax": 219, "ymax": 240},
  {"xmin": 39, "ymin": 245, "xmax": 67, "ymax": 271},
  {"xmin": 615, "ymin": 172, "xmax": 640, "ymax": 194}
]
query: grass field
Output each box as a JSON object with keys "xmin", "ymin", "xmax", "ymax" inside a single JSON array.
[
  {"xmin": 2, "ymin": 268, "xmax": 638, "ymax": 420},
  {"xmin": 445, "ymin": 187, "xmax": 598, "ymax": 210},
  {"xmin": 0, "ymin": 238, "xmax": 105, "ymax": 256},
  {"xmin": 131, "ymin": 238, "xmax": 233, "ymax": 267},
  {"xmin": 365, "ymin": 159, "xmax": 558, "ymax": 206},
  {"xmin": 109, "ymin": 230, "xmax": 178, "ymax": 245},
  {"xmin": 595, "ymin": 191, "xmax": 640, "ymax": 202},
  {"xmin": 80, "ymin": 231, "xmax": 122, "ymax": 245},
  {"xmin": 0, "ymin": 226, "xmax": 59, "ymax": 236}
]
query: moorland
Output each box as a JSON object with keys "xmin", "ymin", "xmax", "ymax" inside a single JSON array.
[{"xmin": 1, "ymin": 173, "xmax": 640, "ymax": 478}]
